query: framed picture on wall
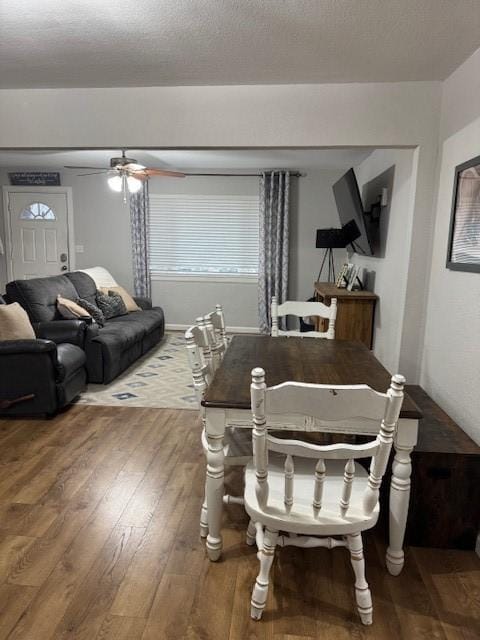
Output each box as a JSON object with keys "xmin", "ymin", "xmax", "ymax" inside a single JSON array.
[{"xmin": 446, "ymin": 154, "xmax": 480, "ymax": 273}]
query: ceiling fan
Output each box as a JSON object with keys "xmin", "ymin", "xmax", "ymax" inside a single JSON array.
[{"xmin": 65, "ymin": 150, "xmax": 185, "ymax": 200}]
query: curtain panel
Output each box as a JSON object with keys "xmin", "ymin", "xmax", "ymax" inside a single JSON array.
[
  {"xmin": 129, "ymin": 181, "xmax": 151, "ymax": 299},
  {"xmin": 258, "ymin": 170, "xmax": 290, "ymax": 333}
]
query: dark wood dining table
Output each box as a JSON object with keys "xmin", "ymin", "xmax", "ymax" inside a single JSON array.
[{"xmin": 201, "ymin": 335, "xmax": 422, "ymax": 575}]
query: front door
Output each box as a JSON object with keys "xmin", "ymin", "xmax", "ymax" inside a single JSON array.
[{"xmin": 4, "ymin": 188, "xmax": 73, "ymax": 280}]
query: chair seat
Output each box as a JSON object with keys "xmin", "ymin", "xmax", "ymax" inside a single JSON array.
[{"xmin": 244, "ymin": 454, "xmax": 379, "ymax": 536}]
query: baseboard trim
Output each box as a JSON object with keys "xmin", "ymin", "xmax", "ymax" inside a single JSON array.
[{"xmin": 165, "ymin": 323, "xmax": 260, "ymax": 334}]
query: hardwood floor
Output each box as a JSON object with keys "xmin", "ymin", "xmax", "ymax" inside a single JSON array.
[{"xmin": 0, "ymin": 405, "xmax": 478, "ymax": 639}]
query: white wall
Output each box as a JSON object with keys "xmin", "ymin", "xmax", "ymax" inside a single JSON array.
[
  {"xmin": 421, "ymin": 49, "xmax": 480, "ymax": 445},
  {"xmin": 0, "ymin": 83, "xmax": 440, "ymax": 148},
  {"xmin": 289, "ymin": 169, "xmax": 346, "ymax": 302},
  {"xmin": 352, "ymin": 149, "xmax": 416, "ymax": 374}
]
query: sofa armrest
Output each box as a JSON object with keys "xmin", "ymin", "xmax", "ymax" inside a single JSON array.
[
  {"xmin": 34, "ymin": 320, "xmax": 88, "ymax": 348},
  {"xmin": 0, "ymin": 339, "xmax": 56, "ymax": 355},
  {"xmin": 133, "ymin": 296, "xmax": 153, "ymax": 310}
]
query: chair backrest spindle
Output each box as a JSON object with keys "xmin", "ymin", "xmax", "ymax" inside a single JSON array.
[
  {"xmin": 340, "ymin": 458, "xmax": 355, "ymax": 515},
  {"xmin": 313, "ymin": 459, "xmax": 326, "ymax": 510},
  {"xmin": 284, "ymin": 454, "xmax": 294, "ymax": 508}
]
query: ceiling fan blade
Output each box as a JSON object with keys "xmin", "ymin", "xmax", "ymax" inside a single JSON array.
[
  {"xmin": 132, "ymin": 168, "xmax": 186, "ymax": 178},
  {"xmin": 64, "ymin": 165, "xmax": 111, "ymax": 170},
  {"xmin": 76, "ymin": 171, "xmax": 110, "ymax": 176}
]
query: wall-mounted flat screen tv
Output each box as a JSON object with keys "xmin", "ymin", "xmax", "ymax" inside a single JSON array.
[{"xmin": 333, "ymin": 168, "xmax": 373, "ymax": 256}]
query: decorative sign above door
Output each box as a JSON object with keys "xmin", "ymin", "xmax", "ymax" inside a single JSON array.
[{"xmin": 8, "ymin": 172, "xmax": 61, "ymax": 186}]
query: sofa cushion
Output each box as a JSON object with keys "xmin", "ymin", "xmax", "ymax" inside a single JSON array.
[
  {"xmin": 76, "ymin": 298, "xmax": 105, "ymax": 326},
  {"xmin": 96, "ymin": 290, "xmax": 128, "ymax": 319},
  {"xmin": 0, "ymin": 303, "xmax": 36, "ymax": 340},
  {"xmin": 94, "ymin": 320, "xmax": 145, "ymax": 350},
  {"xmin": 6, "ymin": 275, "xmax": 79, "ymax": 322},
  {"xmin": 56, "ymin": 295, "xmax": 91, "ymax": 320},
  {"xmin": 65, "ymin": 272, "xmax": 98, "ymax": 306},
  {"xmin": 106, "ymin": 308, "xmax": 164, "ymax": 335},
  {"xmin": 100, "ymin": 285, "xmax": 140, "ymax": 312}
]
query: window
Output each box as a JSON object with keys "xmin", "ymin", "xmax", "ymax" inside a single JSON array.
[
  {"xmin": 149, "ymin": 194, "xmax": 259, "ymax": 279},
  {"xmin": 20, "ymin": 202, "xmax": 56, "ymax": 220}
]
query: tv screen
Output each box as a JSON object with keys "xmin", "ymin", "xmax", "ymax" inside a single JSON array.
[{"xmin": 333, "ymin": 168, "xmax": 373, "ymax": 256}]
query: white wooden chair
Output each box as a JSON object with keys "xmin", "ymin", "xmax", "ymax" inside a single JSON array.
[
  {"xmin": 271, "ymin": 295, "xmax": 337, "ymax": 338},
  {"xmin": 197, "ymin": 304, "xmax": 228, "ymax": 373},
  {"xmin": 184, "ymin": 324, "xmax": 250, "ymax": 538},
  {"xmin": 244, "ymin": 368, "xmax": 405, "ymax": 625}
]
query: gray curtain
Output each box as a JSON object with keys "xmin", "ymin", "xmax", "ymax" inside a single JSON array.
[
  {"xmin": 129, "ymin": 181, "xmax": 151, "ymax": 299},
  {"xmin": 258, "ymin": 170, "xmax": 290, "ymax": 333}
]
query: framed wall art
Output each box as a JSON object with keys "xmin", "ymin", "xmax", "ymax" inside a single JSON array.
[{"xmin": 446, "ymin": 154, "xmax": 480, "ymax": 272}]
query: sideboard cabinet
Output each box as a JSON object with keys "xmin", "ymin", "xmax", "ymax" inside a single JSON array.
[{"xmin": 314, "ymin": 281, "xmax": 378, "ymax": 349}]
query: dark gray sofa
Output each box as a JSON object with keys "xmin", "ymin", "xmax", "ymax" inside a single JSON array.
[{"xmin": 5, "ymin": 271, "xmax": 165, "ymax": 384}]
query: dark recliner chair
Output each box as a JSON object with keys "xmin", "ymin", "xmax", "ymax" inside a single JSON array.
[{"xmin": 0, "ymin": 295, "xmax": 87, "ymax": 417}]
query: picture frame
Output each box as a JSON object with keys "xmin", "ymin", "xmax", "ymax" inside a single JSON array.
[
  {"xmin": 336, "ymin": 263, "xmax": 349, "ymax": 288},
  {"xmin": 446, "ymin": 154, "xmax": 480, "ymax": 273},
  {"xmin": 347, "ymin": 264, "xmax": 359, "ymax": 291}
]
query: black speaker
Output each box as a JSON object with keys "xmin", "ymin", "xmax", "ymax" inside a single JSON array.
[{"xmin": 315, "ymin": 228, "xmax": 346, "ymax": 248}]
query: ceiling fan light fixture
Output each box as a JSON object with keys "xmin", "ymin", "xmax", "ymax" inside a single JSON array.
[
  {"xmin": 127, "ymin": 176, "xmax": 143, "ymax": 193},
  {"xmin": 107, "ymin": 175, "xmax": 123, "ymax": 192}
]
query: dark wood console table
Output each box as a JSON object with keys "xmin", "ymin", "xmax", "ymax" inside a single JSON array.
[{"xmin": 314, "ymin": 281, "xmax": 378, "ymax": 349}]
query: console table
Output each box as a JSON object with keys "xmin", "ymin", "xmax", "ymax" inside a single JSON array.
[{"xmin": 314, "ymin": 281, "xmax": 378, "ymax": 349}]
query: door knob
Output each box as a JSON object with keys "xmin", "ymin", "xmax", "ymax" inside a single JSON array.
[{"xmin": 61, "ymin": 265, "xmax": 68, "ymax": 271}]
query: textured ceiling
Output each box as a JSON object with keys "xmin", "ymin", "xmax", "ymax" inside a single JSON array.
[
  {"xmin": 0, "ymin": 148, "xmax": 373, "ymax": 171},
  {"xmin": 1, "ymin": 1, "xmax": 479, "ymax": 88}
]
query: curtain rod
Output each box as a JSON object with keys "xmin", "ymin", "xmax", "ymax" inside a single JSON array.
[{"xmin": 183, "ymin": 172, "xmax": 304, "ymax": 177}]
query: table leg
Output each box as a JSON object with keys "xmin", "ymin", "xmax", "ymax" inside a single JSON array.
[
  {"xmin": 386, "ymin": 442, "xmax": 413, "ymax": 576},
  {"xmin": 206, "ymin": 431, "xmax": 225, "ymax": 561}
]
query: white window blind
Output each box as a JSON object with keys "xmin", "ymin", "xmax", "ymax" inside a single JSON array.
[{"xmin": 149, "ymin": 194, "xmax": 259, "ymax": 277}]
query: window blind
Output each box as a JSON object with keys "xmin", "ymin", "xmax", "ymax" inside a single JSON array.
[{"xmin": 149, "ymin": 194, "xmax": 260, "ymax": 276}]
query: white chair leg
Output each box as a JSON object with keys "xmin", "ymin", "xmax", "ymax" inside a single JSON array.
[
  {"xmin": 251, "ymin": 527, "xmax": 278, "ymax": 620},
  {"xmin": 346, "ymin": 533, "xmax": 373, "ymax": 625},
  {"xmin": 200, "ymin": 486, "xmax": 208, "ymax": 538},
  {"xmin": 246, "ymin": 519, "xmax": 256, "ymax": 546}
]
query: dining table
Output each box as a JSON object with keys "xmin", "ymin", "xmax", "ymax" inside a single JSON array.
[{"xmin": 201, "ymin": 334, "xmax": 422, "ymax": 575}]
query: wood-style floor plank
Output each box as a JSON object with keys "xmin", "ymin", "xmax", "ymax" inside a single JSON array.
[
  {"xmin": 96, "ymin": 615, "xmax": 146, "ymax": 640},
  {"xmin": 0, "ymin": 582, "xmax": 38, "ymax": 640},
  {"xmin": 0, "ymin": 405, "xmax": 477, "ymax": 640},
  {"xmin": 141, "ymin": 573, "xmax": 196, "ymax": 640},
  {"xmin": 52, "ymin": 524, "xmax": 146, "ymax": 640}
]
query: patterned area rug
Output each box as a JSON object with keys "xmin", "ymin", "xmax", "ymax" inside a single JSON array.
[{"xmin": 77, "ymin": 332, "xmax": 198, "ymax": 410}]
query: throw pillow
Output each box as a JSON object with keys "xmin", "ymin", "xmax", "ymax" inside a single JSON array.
[
  {"xmin": 76, "ymin": 298, "xmax": 105, "ymax": 326},
  {"xmin": 100, "ymin": 285, "xmax": 141, "ymax": 312},
  {"xmin": 0, "ymin": 303, "xmax": 36, "ymax": 340},
  {"xmin": 57, "ymin": 294, "xmax": 91, "ymax": 320},
  {"xmin": 96, "ymin": 290, "xmax": 128, "ymax": 320}
]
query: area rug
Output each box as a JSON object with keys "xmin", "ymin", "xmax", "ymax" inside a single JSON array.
[{"xmin": 77, "ymin": 332, "xmax": 198, "ymax": 410}]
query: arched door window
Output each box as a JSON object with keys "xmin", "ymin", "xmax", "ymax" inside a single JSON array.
[{"xmin": 20, "ymin": 202, "xmax": 56, "ymax": 220}]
